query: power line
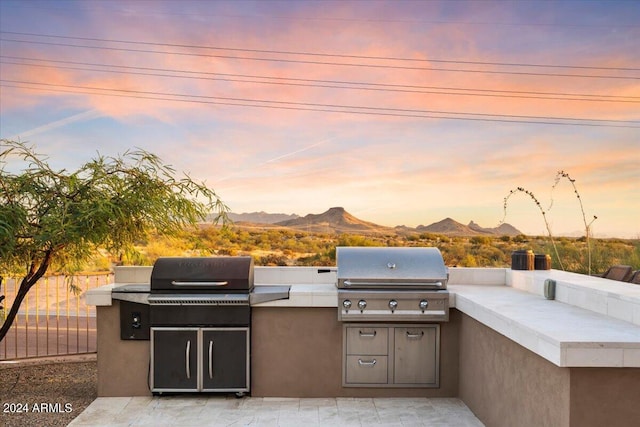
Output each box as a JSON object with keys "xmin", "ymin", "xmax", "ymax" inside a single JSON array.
[
  {"xmin": 3, "ymin": 31, "xmax": 638, "ymax": 72},
  {"xmin": 2, "ymin": 79, "xmax": 638, "ymax": 129},
  {"xmin": 2, "ymin": 57, "xmax": 637, "ymax": 104},
  {"xmin": 1, "ymin": 37, "xmax": 637, "ymax": 80}
]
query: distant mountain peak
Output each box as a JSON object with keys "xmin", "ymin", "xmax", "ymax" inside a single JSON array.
[
  {"xmin": 276, "ymin": 207, "xmax": 391, "ymax": 234},
  {"xmin": 417, "ymin": 218, "xmax": 522, "ymax": 236},
  {"xmin": 224, "ymin": 208, "xmax": 522, "ymax": 236},
  {"xmin": 227, "ymin": 211, "xmax": 299, "ymax": 224}
]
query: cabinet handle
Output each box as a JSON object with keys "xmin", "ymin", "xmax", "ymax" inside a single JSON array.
[
  {"xmin": 358, "ymin": 359, "xmax": 377, "ymax": 366},
  {"xmin": 185, "ymin": 340, "xmax": 191, "ymax": 379},
  {"xmin": 406, "ymin": 331, "xmax": 424, "ymax": 339},
  {"xmin": 359, "ymin": 330, "xmax": 377, "ymax": 337},
  {"xmin": 208, "ymin": 340, "xmax": 214, "ymax": 379}
]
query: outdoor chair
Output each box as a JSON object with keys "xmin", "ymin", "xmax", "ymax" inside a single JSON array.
[{"xmin": 600, "ymin": 265, "xmax": 633, "ymax": 282}]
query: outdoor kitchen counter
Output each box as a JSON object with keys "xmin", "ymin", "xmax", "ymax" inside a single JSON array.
[
  {"xmin": 449, "ymin": 284, "xmax": 640, "ymax": 368},
  {"xmin": 87, "ymin": 275, "xmax": 640, "ymax": 368},
  {"xmin": 253, "ymin": 282, "xmax": 640, "ymax": 368}
]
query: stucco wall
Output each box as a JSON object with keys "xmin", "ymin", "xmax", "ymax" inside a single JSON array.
[
  {"xmin": 458, "ymin": 312, "xmax": 571, "ymax": 427},
  {"xmin": 251, "ymin": 307, "xmax": 460, "ymax": 397},
  {"xmin": 96, "ymin": 302, "xmax": 152, "ymax": 397},
  {"xmin": 569, "ymin": 368, "xmax": 640, "ymax": 427}
]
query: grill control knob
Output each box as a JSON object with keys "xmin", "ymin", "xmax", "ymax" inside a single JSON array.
[
  {"xmin": 358, "ymin": 300, "xmax": 367, "ymax": 310},
  {"xmin": 388, "ymin": 300, "xmax": 398, "ymax": 311},
  {"xmin": 343, "ymin": 300, "xmax": 352, "ymax": 310},
  {"xmin": 419, "ymin": 300, "xmax": 429, "ymax": 311}
]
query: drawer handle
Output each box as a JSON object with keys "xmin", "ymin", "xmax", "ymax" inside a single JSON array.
[
  {"xmin": 358, "ymin": 359, "xmax": 377, "ymax": 366},
  {"xmin": 406, "ymin": 331, "xmax": 425, "ymax": 339},
  {"xmin": 359, "ymin": 330, "xmax": 377, "ymax": 337}
]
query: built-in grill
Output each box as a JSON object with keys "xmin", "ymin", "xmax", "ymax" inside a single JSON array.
[
  {"xmin": 337, "ymin": 246, "xmax": 449, "ymax": 322},
  {"xmin": 336, "ymin": 247, "xmax": 449, "ymax": 388},
  {"xmin": 149, "ymin": 256, "xmax": 254, "ymax": 395}
]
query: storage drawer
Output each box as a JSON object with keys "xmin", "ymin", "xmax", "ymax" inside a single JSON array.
[
  {"xmin": 345, "ymin": 355, "xmax": 388, "ymax": 384},
  {"xmin": 346, "ymin": 327, "xmax": 388, "ymax": 355}
]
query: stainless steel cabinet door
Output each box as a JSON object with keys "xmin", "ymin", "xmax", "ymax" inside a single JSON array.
[
  {"xmin": 151, "ymin": 328, "xmax": 199, "ymax": 391},
  {"xmin": 393, "ymin": 326, "xmax": 438, "ymax": 386},
  {"xmin": 201, "ymin": 328, "xmax": 249, "ymax": 392}
]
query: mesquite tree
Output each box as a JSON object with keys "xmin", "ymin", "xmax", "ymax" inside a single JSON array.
[{"xmin": 0, "ymin": 140, "xmax": 228, "ymax": 341}]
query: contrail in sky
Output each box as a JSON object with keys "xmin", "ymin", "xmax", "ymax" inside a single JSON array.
[
  {"xmin": 262, "ymin": 138, "xmax": 333, "ymax": 165},
  {"xmin": 4, "ymin": 109, "xmax": 102, "ymax": 140},
  {"xmin": 216, "ymin": 136, "xmax": 336, "ymax": 184}
]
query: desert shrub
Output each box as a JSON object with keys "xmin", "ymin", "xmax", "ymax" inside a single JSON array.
[
  {"xmin": 471, "ymin": 236, "xmax": 492, "ymax": 245},
  {"xmin": 459, "ymin": 254, "xmax": 478, "ymax": 267}
]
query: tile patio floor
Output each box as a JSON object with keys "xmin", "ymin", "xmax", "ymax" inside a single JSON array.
[{"xmin": 69, "ymin": 396, "xmax": 485, "ymax": 426}]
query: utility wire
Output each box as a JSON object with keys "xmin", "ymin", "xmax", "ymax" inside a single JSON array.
[
  {"xmin": 2, "ymin": 80, "xmax": 638, "ymax": 128},
  {"xmin": 2, "ymin": 31, "xmax": 638, "ymax": 72},
  {"xmin": 2, "ymin": 58, "xmax": 637, "ymax": 104},
  {"xmin": 1, "ymin": 37, "xmax": 637, "ymax": 80}
]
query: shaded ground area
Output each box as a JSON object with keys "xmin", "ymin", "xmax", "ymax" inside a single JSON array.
[{"xmin": 0, "ymin": 357, "xmax": 97, "ymax": 427}]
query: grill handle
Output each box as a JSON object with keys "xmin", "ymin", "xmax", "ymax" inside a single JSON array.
[
  {"xmin": 208, "ymin": 340, "xmax": 214, "ymax": 379},
  {"xmin": 171, "ymin": 281, "xmax": 229, "ymax": 286},
  {"xmin": 185, "ymin": 340, "xmax": 191, "ymax": 379},
  {"xmin": 342, "ymin": 280, "xmax": 443, "ymax": 288}
]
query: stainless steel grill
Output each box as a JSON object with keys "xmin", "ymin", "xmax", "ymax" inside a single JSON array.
[
  {"xmin": 336, "ymin": 247, "xmax": 449, "ymax": 389},
  {"xmin": 336, "ymin": 247, "xmax": 450, "ymax": 322}
]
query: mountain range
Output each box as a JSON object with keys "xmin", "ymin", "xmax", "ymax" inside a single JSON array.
[{"xmin": 228, "ymin": 207, "xmax": 522, "ymax": 236}]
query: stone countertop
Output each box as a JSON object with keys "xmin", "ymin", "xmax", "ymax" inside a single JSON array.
[{"xmin": 449, "ymin": 284, "xmax": 640, "ymax": 368}]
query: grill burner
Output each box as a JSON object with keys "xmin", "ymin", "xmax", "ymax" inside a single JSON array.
[{"xmin": 336, "ymin": 247, "xmax": 450, "ymax": 322}]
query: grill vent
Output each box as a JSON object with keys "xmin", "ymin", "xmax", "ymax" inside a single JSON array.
[{"xmin": 148, "ymin": 295, "xmax": 249, "ymax": 306}]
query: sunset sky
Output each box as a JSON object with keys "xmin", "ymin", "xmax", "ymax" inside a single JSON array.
[{"xmin": 1, "ymin": 0, "xmax": 638, "ymax": 238}]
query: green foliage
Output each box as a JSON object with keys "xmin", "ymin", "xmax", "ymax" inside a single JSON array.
[
  {"xmin": 336, "ymin": 234, "xmax": 381, "ymax": 247},
  {"xmin": 0, "ymin": 140, "xmax": 227, "ymax": 273},
  {"xmin": 0, "ymin": 139, "xmax": 228, "ymax": 339},
  {"xmin": 470, "ymin": 236, "xmax": 492, "ymax": 246}
]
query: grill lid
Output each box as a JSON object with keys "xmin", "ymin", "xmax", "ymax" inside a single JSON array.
[
  {"xmin": 336, "ymin": 246, "xmax": 448, "ymax": 289},
  {"xmin": 150, "ymin": 256, "xmax": 254, "ymax": 293}
]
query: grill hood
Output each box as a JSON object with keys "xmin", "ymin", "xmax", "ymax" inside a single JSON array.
[
  {"xmin": 150, "ymin": 256, "xmax": 254, "ymax": 293},
  {"xmin": 336, "ymin": 247, "xmax": 448, "ymax": 290}
]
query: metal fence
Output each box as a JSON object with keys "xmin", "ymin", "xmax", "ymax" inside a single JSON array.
[{"xmin": 0, "ymin": 272, "xmax": 113, "ymax": 360}]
